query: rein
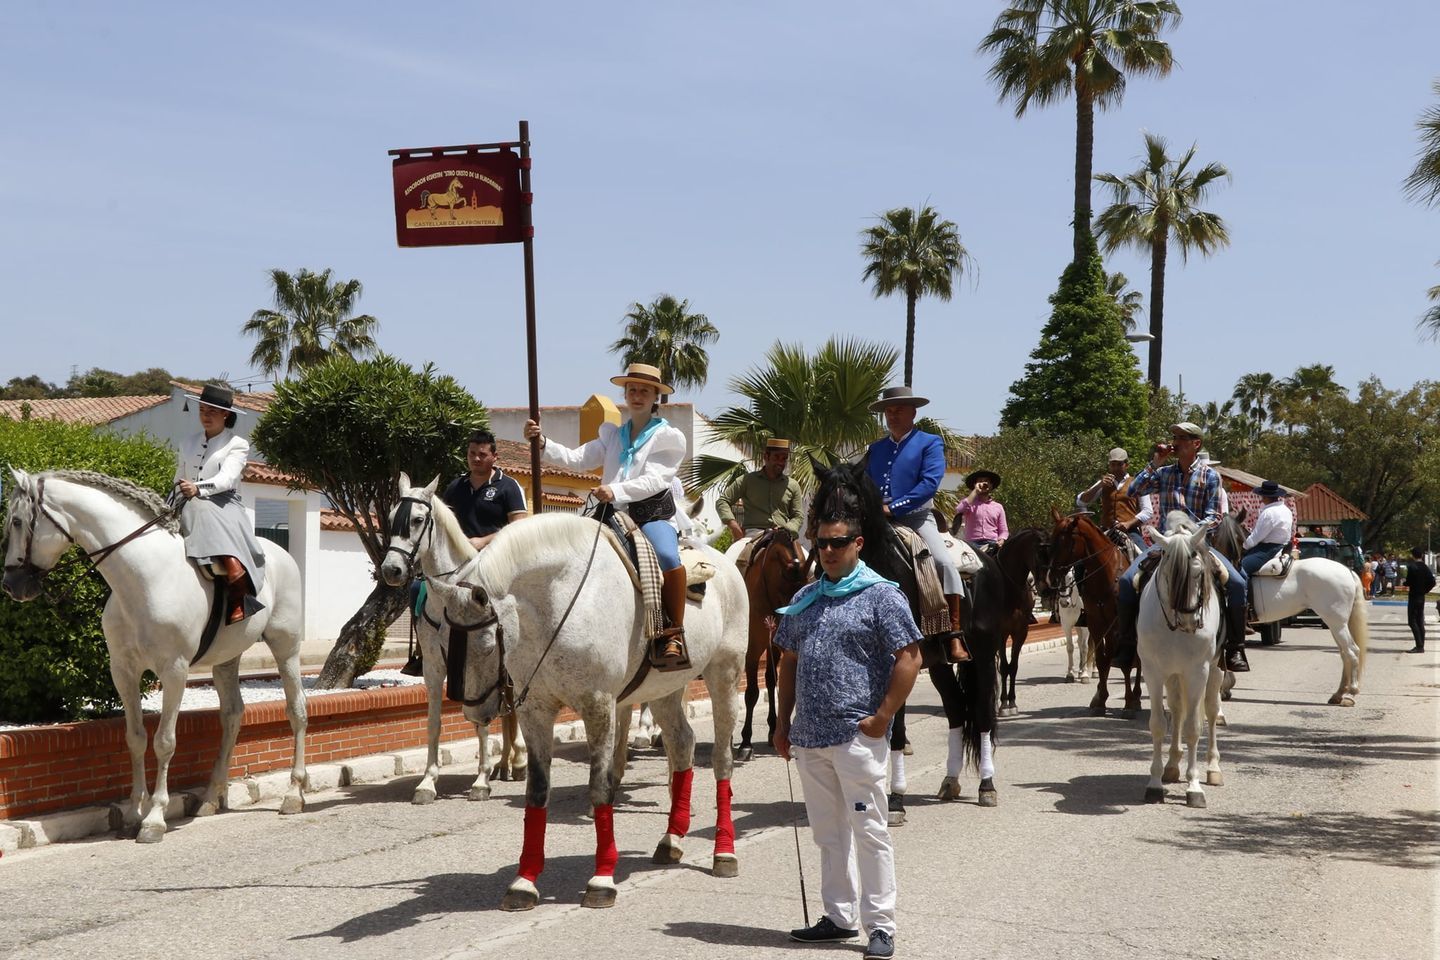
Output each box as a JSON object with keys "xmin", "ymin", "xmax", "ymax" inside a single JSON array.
[
  {"xmin": 1051, "ymin": 518, "xmax": 1122, "ymax": 594},
  {"xmin": 6, "ymin": 476, "xmax": 177, "ymax": 606}
]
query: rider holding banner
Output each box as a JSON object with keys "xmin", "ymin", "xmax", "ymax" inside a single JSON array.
[
  {"xmin": 1117, "ymin": 421, "xmax": 1250, "ymax": 673},
  {"xmin": 864, "ymin": 385, "xmax": 969, "ymax": 664},
  {"xmin": 523, "ymin": 363, "xmax": 691, "ymax": 671}
]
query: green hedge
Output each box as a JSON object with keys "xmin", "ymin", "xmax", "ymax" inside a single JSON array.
[{"xmin": 0, "ymin": 416, "xmax": 176, "ymax": 723}]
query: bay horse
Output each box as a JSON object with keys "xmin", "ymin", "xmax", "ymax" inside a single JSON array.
[
  {"xmin": 1212, "ymin": 510, "xmax": 1369, "ymax": 706},
  {"xmin": 1138, "ymin": 514, "xmax": 1224, "ymax": 807},
  {"xmin": 726, "ymin": 529, "xmax": 808, "ymax": 760},
  {"xmin": 444, "ymin": 512, "xmax": 747, "ymax": 911},
  {"xmin": 810, "ymin": 461, "xmax": 1004, "ymax": 812},
  {"xmin": 2, "ymin": 468, "xmax": 307, "ymax": 842},
  {"xmin": 987, "ymin": 527, "xmax": 1051, "ymax": 717},
  {"xmin": 1046, "ymin": 508, "xmax": 1142, "ymax": 718},
  {"xmin": 378, "ymin": 474, "xmax": 526, "ymax": 804}
]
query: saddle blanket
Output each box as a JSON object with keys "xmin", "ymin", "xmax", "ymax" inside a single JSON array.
[
  {"xmin": 940, "ymin": 532, "xmax": 983, "ymax": 576},
  {"xmin": 601, "ymin": 516, "xmax": 714, "ymax": 640}
]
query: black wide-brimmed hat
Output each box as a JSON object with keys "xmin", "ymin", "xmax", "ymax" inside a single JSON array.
[
  {"xmin": 1254, "ymin": 479, "xmax": 1285, "ymax": 499},
  {"xmin": 869, "ymin": 385, "xmax": 930, "ymax": 413},
  {"xmin": 966, "ymin": 469, "xmax": 1001, "ymax": 490},
  {"xmin": 186, "ymin": 383, "xmax": 239, "ymax": 414}
]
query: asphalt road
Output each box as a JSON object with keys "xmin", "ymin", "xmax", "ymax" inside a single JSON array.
[{"xmin": 2, "ymin": 606, "xmax": 1435, "ymax": 960}]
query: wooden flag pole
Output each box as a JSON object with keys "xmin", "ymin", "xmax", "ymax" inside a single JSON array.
[{"xmin": 519, "ymin": 120, "xmax": 543, "ymax": 514}]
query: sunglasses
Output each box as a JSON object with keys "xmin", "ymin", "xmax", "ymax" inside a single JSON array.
[{"xmin": 816, "ymin": 535, "xmax": 858, "ymax": 550}]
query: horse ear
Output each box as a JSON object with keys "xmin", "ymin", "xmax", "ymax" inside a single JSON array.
[
  {"xmin": 397, "ymin": 471, "xmax": 412, "ymax": 494},
  {"xmin": 805, "ymin": 452, "xmax": 827, "ymax": 477},
  {"xmin": 425, "ymin": 475, "xmax": 440, "ymax": 496},
  {"xmin": 1235, "ymin": 506, "xmax": 1248, "ymax": 523},
  {"xmin": 7, "ymin": 466, "xmax": 30, "ymax": 494},
  {"xmin": 1147, "ymin": 526, "xmax": 1167, "ymax": 545},
  {"xmin": 1188, "ymin": 525, "xmax": 1209, "ymax": 550},
  {"xmin": 1050, "ymin": 505, "xmax": 1063, "ymax": 524}
]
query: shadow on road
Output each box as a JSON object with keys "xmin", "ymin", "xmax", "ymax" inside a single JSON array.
[
  {"xmin": 660, "ymin": 920, "xmax": 791, "ymax": 948},
  {"xmin": 1013, "ymin": 774, "xmax": 1144, "ymax": 816},
  {"xmin": 1141, "ymin": 808, "xmax": 1440, "ymax": 870}
]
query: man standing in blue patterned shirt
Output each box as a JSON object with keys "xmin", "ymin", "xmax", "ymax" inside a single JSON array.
[
  {"xmin": 774, "ymin": 512, "xmax": 923, "ymax": 960},
  {"xmin": 1117, "ymin": 421, "xmax": 1250, "ymax": 673}
]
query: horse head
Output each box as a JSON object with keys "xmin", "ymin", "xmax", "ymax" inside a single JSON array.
[
  {"xmin": 2, "ymin": 467, "xmax": 71, "ymax": 601},
  {"xmin": 1147, "ymin": 517, "xmax": 1213, "ymax": 634},
  {"xmin": 380, "ymin": 472, "xmax": 441, "ymax": 587},
  {"xmin": 806, "ymin": 458, "xmax": 906, "ymax": 581},
  {"xmin": 1046, "ymin": 507, "xmax": 1094, "ymax": 592}
]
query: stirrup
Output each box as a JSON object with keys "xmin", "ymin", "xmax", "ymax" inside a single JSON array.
[
  {"xmin": 945, "ymin": 633, "xmax": 972, "ymax": 664},
  {"xmin": 651, "ymin": 631, "xmax": 692, "ymax": 672}
]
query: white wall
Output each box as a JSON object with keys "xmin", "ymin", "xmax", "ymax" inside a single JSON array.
[{"xmin": 312, "ymin": 529, "xmax": 379, "ymax": 641}]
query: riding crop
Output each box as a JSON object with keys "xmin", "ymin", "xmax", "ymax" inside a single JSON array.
[{"xmin": 783, "ymin": 757, "xmax": 811, "ymax": 927}]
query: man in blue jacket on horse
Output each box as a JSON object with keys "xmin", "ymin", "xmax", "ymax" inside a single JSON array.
[{"xmin": 864, "ymin": 386, "xmax": 969, "ymax": 663}]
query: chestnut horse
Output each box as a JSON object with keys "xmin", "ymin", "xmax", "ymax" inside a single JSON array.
[
  {"xmin": 1046, "ymin": 509, "xmax": 1142, "ymax": 718},
  {"xmin": 733, "ymin": 529, "xmax": 808, "ymax": 759}
]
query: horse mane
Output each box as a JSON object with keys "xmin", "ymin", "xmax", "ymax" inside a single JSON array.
[
  {"xmin": 426, "ymin": 492, "xmax": 477, "ymax": 560},
  {"xmin": 472, "ymin": 513, "xmax": 596, "ymax": 595},
  {"xmin": 1164, "ymin": 510, "xmax": 1198, "ymax": 535},
  {"xmin": 1155, "ymin": 517, "xmax": 1211, "ymax": 621},
  {"xmin": 48, "ymin": 470, "xmax": 180, "ymax": 533}
]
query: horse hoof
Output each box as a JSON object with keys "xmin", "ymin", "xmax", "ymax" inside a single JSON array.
[
  {"xmin": 468, "ymin": 784, "xmax": 492, "ymax": 802},
  {"xmin": 511, "ymin": 765, "xmax": 527, "ymax": 782},
  {"xmin": 117, "ymin": 821, "xmax": 141, "ymax": 840},
  {"xmin": 582, "ymin": 879, "xmax": 617, "ymax": 909},
  {"xmin": 279, "ymin": 794, "xmax": 304, "ymax": 816},
  {"xmin": 194, "ymin": 800, "xmax": 220, "ymax": 818},
  {"xmin": 902, "ymin": 742, "xmax": 913, "ymax": 756},
  {"xmin": 652, "ymin": 835, "xmax": 684, "ymax": 865},
  {"xmin": 136, "ymin": 823, "xmax": 166, "ymax": 844},
  {"xmin": 1162, "ymin": 765, "xmax": 1181, "ymax": 784},
  {"xmin": 735, "ymin": 746, "xmax": 754, "ymax": 762},
  {"xmin": 1089, "ymin": 704, "xmax": 1106, "ymax": 717},
  {"xmin": 978, "ymin": 779, "xmax": 998, "ymax": 807},
  {"xmin": 937, "ymin": 776, "xmax": 961, "ymax": 801},
  {"xmin": 1186, "ymin": 790, "xmax": 1207, "ymax": 809},
  {"xmin": 886, "ymin": 794, "xmax": 906, "ymax": 827},
  {"xmin": 712, "ymin": 854, "xmax": 739, "ymax": 878},
  {"xmin": 1327, "ymin": 693, "xmax": 1344, "ymax": 706},
  {"xmin": 1144, "ymin": 787, "xmax": 1165, "ymax": 804},
  {"xmin": 1216, "ymin": 714, "xmax": 1228, "ymax": 727},
  {"xmin": 501, "ymin": 881, "xmax": 539, "ymax": 912},
  {"xmin": 1340, "ymin": 696, "xmax": 1355, "ymax": 708},
  {"xmin": 1206, "ymin": 771, "xmax": 1224, "ymax": 787},
  {"xmin": 630, "ymin": 734, "xmax": 651, "ymax": 750},
  {"xmin": 1221, "ymin": 689, "xmax": 1233, "ymax": 702},
  {"xmin": 1066, "ymin": 673, "xmax": 1077, "ymax": 683}
]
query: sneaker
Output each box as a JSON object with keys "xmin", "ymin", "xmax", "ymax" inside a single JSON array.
[
  {"xmin": 864, "ymin": 929, "xmax": 895, "ymax": 959},
  {"xmin": 789, "ymin": 917, "xmax": 859, "ymax": 943}
]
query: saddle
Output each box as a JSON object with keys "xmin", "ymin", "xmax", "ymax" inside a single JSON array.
[
  {"xmin": 943, "ymin": 534, "xmax": 984, "ymax": 577},
  {"xmin": 888, "ymin": 524, "xmax": 951, "ymax": 639},
  {"xmin": 1250, "ymin": 549, "xmax": 1294, "ymax": 579}
]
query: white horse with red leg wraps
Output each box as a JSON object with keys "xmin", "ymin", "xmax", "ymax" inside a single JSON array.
[
  {"xmin": 447, "ymin": 511, "xmax": 747, "ymax": 911},
  {"xmin": 2, "ymin": 468, "xmax": 307, "ymax": 841}
]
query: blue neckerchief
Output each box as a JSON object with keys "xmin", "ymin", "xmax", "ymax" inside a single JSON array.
[
  {"xmin": 618, "ymin": 417, "xmax": 668, "ymax": 477},
  {"xmin": 777, "ymin": 560, "xmax": 897, "ymax": 615}
]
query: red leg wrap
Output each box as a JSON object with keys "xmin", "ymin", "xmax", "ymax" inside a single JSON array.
[
  {"xmin": 518, "ymin": 805, "xmax": 547, "ymax": 882},
  {"xmin": 593, "ymin": 803, "xmax": 618, "ymax": 877},
  {"xmin": 714, "ymin": 778, "xmax": 735, "ymax": 855},
  {"xmin": 666, "ymin": 767, "xmax": 695, "ymax": 839}
]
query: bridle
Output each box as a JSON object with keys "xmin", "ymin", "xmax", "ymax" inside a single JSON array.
[
  {"xmin": 386, "ymin": 495, "xmax": 468, "ymax": 584},
  {"xmin": 1048, "ymin": 516, "xmax": 1120, "ymax": 594},
  {"xmin": 4, "ymin": 476, "xmax": 176, "ymax": 603}
]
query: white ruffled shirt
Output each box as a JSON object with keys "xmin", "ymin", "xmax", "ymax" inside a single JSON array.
[
  {"xmin": 175, "ymin": 430, "xmax": 249, "ymax": 497},
  {"xmin": 541, "ymin": 420, "xmax": 686, "ymax": 506}
]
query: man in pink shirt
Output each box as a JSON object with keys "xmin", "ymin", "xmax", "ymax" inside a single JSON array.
[{"xmin": 955, "ymin": 469, "xmax": 1009, "ymax": 552}]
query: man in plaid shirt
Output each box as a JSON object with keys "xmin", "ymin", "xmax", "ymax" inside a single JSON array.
[{"xmin": 1116, "ymin": 421, "xmax": 1251, "ymax": 673}]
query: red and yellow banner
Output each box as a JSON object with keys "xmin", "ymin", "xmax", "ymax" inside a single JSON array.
[{"xmin": 391, "ymin": 151, "xmax": 525, "ymax": 247}]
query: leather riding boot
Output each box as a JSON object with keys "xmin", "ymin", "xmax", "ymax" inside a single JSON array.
[
  {"xmin": 221, "ymin": 556, "xmax": 251, "ymax": 625},
  {"xmin": 1223, "ymin": 600, "xmax": 1251, "ymax": 672},
  {"xmin": 945, "ymin": 594, "xmax": 971, "ymax": 663},
  {"xmin": 654, "ymin": 567, "xmax": 691, "ymax": 672}
]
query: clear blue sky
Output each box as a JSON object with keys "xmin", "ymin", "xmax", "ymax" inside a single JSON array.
[{"xmin": 2, "ymin": 2, "xmax": 1436, "ymax": 435}]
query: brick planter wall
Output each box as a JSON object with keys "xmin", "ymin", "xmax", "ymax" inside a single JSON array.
[{"xmin": 0, "ymin": 678, "xmax": 714, "ymax": 821}]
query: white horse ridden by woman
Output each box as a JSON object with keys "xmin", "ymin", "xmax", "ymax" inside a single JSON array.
[
  {"xmin": 378, "ymin": 474, "xmax": 526, "ymax": 804},
  {"xmin": 447, "ymin": 511, "xmax": 747, "ymax": 911},
  {"xmin": 1, "ymin": 468, "xmax": 307, "ymax": 841},
  {"xmin": 1057, "ymin": 568, "xmax": 1096, "ymax": 682},
  {"xmin": 1247, "ymin": 556, "xmax": 1369, "ymax": 708},
  {"xmin": 1138, "ymin": 513, "xmax": 1224, "ymax": 808}
]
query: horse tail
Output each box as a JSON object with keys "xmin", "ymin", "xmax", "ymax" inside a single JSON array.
[
  {"xmin": 1348, "ymin": 571, "xmax": 1369, "ymax": 675},
  {"xmin": 420, "ymin": 189, "xmax": 431, "ymax": 207}
]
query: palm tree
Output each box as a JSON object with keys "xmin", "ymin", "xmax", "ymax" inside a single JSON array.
[
  {"xmin": 608, "ymin": 294, "xmax": 718, "ymax": 399},
  {"xmin": 1276, "ymin": 363, "xmax": 1347, "ymax": 434},
  {"xmin": 859, "ymin": 205, "xmax": 973, "ymax": 387},
  {"xmin": 1186, "ymin": 399, "xmax": 1235, "ymax": 437},
  {"xmin": 1104, "ymin": 270, "xmax": 1144, "ymax": 332},
  {"xmin": 978, "ymin": 0, "xmax": 1181, "ymax": 264},
  {"xmin": 1403, "ymin": 81, "xmax": 1440, "ymax": 340},
  {"xmin": 243, "ymin": 268, "xmax": 378, "ymax": 379},
  {"xmin": 684, "ymin": 338, "xmax": 899, "ymax": 497},
  {"xmin": 1094, "ymin": 133, "xmax": 1230, "ymax": 390},
  {"xmin": 1232, "ymin": 372, "xmax": 1281, "ymax": 442}
]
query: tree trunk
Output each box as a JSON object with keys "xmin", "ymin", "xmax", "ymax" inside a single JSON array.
[
  {"xmin": 312, "ymin": 580, "xmax": 410, "ymax": 689},
  {"xmin": 903, "ymin": 288, "xmax": 917, "ymax": 387},
  {"xmin": 1073, "ymin": 86, "xmax": 1095, "ymax": 265},
  {"xmin": 1147, "ymin": 230, "xmax": 1169, "ymax": 391}
]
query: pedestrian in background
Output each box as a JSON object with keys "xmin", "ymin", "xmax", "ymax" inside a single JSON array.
[
  {"xmin": 773, "ymin": 511, "xmax": 922, "ymax": 960},
  {"xmin": 1404, "ymin": 547, "xmax": 1436, "ymax": 653}
]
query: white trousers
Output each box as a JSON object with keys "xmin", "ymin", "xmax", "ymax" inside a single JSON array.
[{"xmin": 793, "ymin": 733, "xmax": 897, "ymax": 936}]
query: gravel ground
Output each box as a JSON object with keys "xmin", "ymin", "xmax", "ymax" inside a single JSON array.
[{"xmin": 0, "ymin": 670, "xmax": 425, "ymax": 730}]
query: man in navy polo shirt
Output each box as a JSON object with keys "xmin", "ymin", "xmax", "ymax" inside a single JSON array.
[{"xmin": 442, "ymin": 429, "xmax": 529, "ymax": 549}]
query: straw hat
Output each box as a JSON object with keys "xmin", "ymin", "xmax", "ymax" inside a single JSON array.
[
  {"xmin": 610, "ymin": 362, "xmax": 674, "ymax": 395},
  {"xmin": 765, "ymin": 438, "xmax": 791, "ymax": 450}
]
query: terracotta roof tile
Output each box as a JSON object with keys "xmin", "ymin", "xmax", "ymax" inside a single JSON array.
[
  {"xmin": 243, "ymin": 461, "xmax": 307, "ymax": 487},
  {"xmin": 494, "ymin": 438, "xmax": 599, "ymax": 482},
  {"xmin": 0, "ymin": 395, "xmax": 169, "ymax": 425},
  {"xmin": 1295, "ymin": 482, "xmax": 1368, "ymax": 523}
]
